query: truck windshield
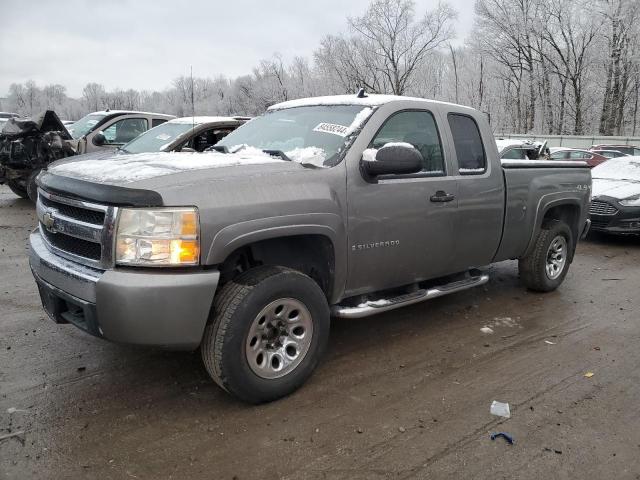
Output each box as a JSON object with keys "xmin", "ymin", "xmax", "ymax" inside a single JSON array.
[
  {"xmin": 67, "ymin": 113, "xmax": 107, "ymax": 139},
  {"xmin": 216, "ymin": 105, "xmax": 372, "ymax": 167},
  {"xmin": 121, "ymin": 122, "xmax": 196, "ymax": 154}
]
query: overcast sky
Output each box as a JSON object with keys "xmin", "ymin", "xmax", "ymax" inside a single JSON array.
[{"xmin": 0, "ymin": 0, "xmax": 475, "ymax": 97}]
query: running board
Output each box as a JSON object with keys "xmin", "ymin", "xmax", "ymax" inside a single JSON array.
[{"xmin": 331, "ymin": 274, "xmax": 490, "ymax": 319}]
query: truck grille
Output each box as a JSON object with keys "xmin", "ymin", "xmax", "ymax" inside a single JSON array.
[
  {"xmin": 40, "ymin": 195, "xmax": 105, "ymax": 225},
  {"xmin": 36, "ymin": 189, "xmax": 117, "ymax": 269},
  {"xmin": 589, "ymin": 200, "xmax": 618, "ymax": 216}
]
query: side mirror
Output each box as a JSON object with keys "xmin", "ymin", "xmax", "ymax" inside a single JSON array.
[
  {"xmin": 362, "ymin": 143, "xmax": 423, "ymax": 177},
  {"xmin": 92, "ymin": 132, "xmax": 106, "ymax": 146}
]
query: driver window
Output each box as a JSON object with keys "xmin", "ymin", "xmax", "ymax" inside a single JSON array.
[
  {"xmin": 369, "ymin": 111, "xmax": 445, "ymax": 175},
  {"xmin": 102, "ymin": 118, "xmax": 148, "ymax": 144},
  {"xmin": 190, "ymin": 128, "xmax": 234, "ymax": 152}
]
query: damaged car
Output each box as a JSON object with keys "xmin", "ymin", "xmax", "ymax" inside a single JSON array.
[
  {"xmin": 589, "ymin": 156, "xmax": 640, "ymax": 234},
  {"xmin": 0, "ymin": 110, "xmax": 75, "ymax": 200},
  {"xmin": 66, "ymin": 110, "xmax": 175, "ymax": 154},
  {"xmin": 1, "ymin": 109, "xmax": 175, "ymax": 201},
  {"xmin": 496, "ymin": 138, "xmax": 549, "ymax": 160}
]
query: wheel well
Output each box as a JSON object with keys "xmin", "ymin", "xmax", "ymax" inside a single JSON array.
[
  {"xmin": 217, "ymin": 235, "xmax": 335, "ymax": 299},
  {"xmin": 543, "ymin": 204, "xmax": 580, "ymax": 257}
]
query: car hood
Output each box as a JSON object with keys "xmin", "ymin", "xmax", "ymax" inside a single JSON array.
[
  {"xmin": 46, "ymin": 149, "xmax": 319, "ymax": 190},
  {"xmin": 592, "ymin": 177, "xmax": 640, "ymax": 200}
]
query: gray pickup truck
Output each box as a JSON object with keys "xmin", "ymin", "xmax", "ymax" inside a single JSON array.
[{"xmin": 29, "ymin": 94, "xmax": 591, "ymax": 403}]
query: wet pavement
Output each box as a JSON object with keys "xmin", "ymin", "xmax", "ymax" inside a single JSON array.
[{"xmin": 1, "ymin": 184, "xmax": 639, "ymax": 480}]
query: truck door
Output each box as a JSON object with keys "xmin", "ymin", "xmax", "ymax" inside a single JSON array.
[
  {"xmin": 444, "ymin": 113, "xmax": 504, "ymax": 271},
  {"xmin": 345, "ymin": 109, "xmax": 458, "ymax": 295}
]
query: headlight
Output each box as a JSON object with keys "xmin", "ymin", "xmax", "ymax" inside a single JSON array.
[
  {"xmin": 619, "ymin": 196, "xmax": 640, "ymax": 207},
  {"xmin": 115, "ymin": 207, "xmax": 199, "ymax": 266}
]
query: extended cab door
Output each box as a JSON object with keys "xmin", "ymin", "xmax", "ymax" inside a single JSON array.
[
  {"xmin": 345, "ymin": 107, "xmax": 459, "ymax": 296},
  {"xmin": 442, "ymin": 112, "xmax": 504, "ymax": 271}
]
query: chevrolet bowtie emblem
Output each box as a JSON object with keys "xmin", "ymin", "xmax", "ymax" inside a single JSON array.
[{"xmin": 42, "ymin": 210, "xmax": 56, "ymax": 230}]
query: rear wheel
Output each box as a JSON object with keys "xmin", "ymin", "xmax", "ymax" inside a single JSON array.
[
  {"xmin": 7, "ymin": 179, "xmax": 28, "ymax": 199},
  {"xmin": 518, "ymin": 219, "xmax": 573, "ymax": 292},
  {"xmin": 201, "ymin": 266, "xmax": 330, "ymax": 403}
]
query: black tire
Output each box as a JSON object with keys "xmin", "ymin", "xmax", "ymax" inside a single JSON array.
[
  {"xmin": 7, "ymin": 179, "xmax": 28, "ymax": 199},
  {"xmin": 518, "ymin": 219, "xmax": 573, "ymax": 292},
  {"xmin": 26, "ymin": 169, "xmax": 41, "ymax": 203},
  {"xmin": 201, "ymin": 265, "xmax": 330, "ymax": 404}
]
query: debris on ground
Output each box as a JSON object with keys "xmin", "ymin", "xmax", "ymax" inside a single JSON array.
[
  {"xmin": 480, "ymin": 327, "xmax": 494, "ymax": 334},
  {"xmin": 544, "ymin": 340, "xmax": 556, "ymax": 345},
  {"xmin": 490, "ymin": 432, "xmax": 514, "ymax": 445},
  {"xmin": 584, "ymin": 372, "xmax": 595, "ymax": 378},
  {"xmin": 0, "ymin": 431, "xmax": 25, "ymax": 445},
  {"xmin": 6, "ymin": 407, "xmax": 28, "ymax": 414},
  {"xmin": 490, "ymin": 400, "xmax": 511, "ymax": 418}
]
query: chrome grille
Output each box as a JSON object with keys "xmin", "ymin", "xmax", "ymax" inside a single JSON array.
[
  {"xmin": 36, "ymin": 189, "xmax": 118, "ymax": 269},
  {"xmin": 589, "ymin": 200, "xmax": 618, "ymax": 216}
]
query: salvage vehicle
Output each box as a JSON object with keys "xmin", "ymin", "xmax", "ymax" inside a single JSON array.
[
  {"xmin": 590, "ymin": 144, "xmax": 640, "ymax": 157},
  {"xmin": 496, "ymin": 138, "xmax": 549, "ymax": 160},
  {"xmin": 0, "ymin": 111, "xmax": 74, "ymax": 200},
  {"xmin": 0, "ymin": 112, "xmax": 19, "ymax": 129},
  {"xmin": 67, "ymin": 110, "xmax": 175, "ymax": 154},
  {"xmin": 591, "ymin": 149, "xmax": 631, "ymax": 159},
  {"xmin": 549, "ymin": 147, "xmax": 607, "ymax": 168},
  {"xmin": 589, "ymin": 156, "xmax": 640, "ymax": 234},
  {"xmin": 71, "ymin": 116, "xmax": 249, "ymax": 163},
  {"xmin": 118, "ymin": 116, "xmax": 248, "ymax": 154},
  {"xmin": 29, "ymin": 93, "xmax": 591, "ymax": 403},
  {"xmin": 0, "ymin": 110, "xmax": 175, "ymax": 201}
]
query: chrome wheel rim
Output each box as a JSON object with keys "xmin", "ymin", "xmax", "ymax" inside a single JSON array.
[
  {"xmin": 245, "ymin": 298, "xmax": 314, "ymax": 379},
  {"xmin": 546, "ymin": 235, "xmax": 567, "ymax": 280}
]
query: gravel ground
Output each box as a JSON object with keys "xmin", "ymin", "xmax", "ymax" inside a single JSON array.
[{"xmin": 1, "ymin": 184, "xmax": 639, "ymax": 480}]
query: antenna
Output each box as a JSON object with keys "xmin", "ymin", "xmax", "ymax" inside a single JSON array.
[{"xmin": 190, "ymin": 66, "xmax": 195, "ymax": 131}]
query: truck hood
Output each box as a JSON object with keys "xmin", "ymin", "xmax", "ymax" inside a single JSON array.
[
  {"xmin": 48, "ymin": 150, "xmax": 298, "ymax": 184},
  {"xmin": 592, "ymin": 177, "xmax": 640, "ymax": 200}
]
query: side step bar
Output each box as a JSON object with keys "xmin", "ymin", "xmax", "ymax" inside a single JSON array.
[{"xmin": 331, "ymin": 274, "xmax": 490, "ymax": 319}]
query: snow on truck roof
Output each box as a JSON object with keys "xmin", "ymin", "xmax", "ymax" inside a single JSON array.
[{"xmin": 269, "ymin": 94, "xmax": 475, "ymax": 111}]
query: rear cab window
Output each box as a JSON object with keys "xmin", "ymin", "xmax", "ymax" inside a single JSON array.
[
  {"xmin": 369, "ymin": 110, "xmax": 445, "ymax": 178},
  {"xmin": 447, "ymin": 113, "xmax": 486, "ymax": 174}
]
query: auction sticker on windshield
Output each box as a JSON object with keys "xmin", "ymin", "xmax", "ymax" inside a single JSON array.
[{"xmin": 313, "ymin": 123, "xmax": 349, "ymax": 137}]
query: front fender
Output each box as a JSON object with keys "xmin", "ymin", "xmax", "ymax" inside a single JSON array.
[{"xmin": 205, "ymin": 213, "xmax": 346, "ymax": 301}]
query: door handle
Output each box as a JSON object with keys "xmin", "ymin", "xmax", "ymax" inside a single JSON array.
[{"xmin": 430, "ymin": 191, "xmax": 456, "ymax": 203}]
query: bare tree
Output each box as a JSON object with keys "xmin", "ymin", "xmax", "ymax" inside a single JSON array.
[{"xmin": 316, "ymin": 0, "xmax": 456, "ymax": 95}]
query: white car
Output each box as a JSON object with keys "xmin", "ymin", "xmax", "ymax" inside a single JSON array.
[{"xmin": 589, "ymin": 156, "xmax": 640, "ymax": 234}]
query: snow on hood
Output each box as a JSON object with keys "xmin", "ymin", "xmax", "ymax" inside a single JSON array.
[
  {"xmin": 591, "ymin": 156, "xmax": 640, "ymax": 200},
  {"xmin": 48, "ymin": 150, "xmax": 284, "ymax": 184}
]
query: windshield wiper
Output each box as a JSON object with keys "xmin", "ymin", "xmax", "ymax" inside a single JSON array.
[{"xmin": 262, "ymin": 149, "xmax": 292, "ymax": 162}]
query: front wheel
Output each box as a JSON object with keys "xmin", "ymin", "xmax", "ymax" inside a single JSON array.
[
  {"xmin": 201, "ymin": 266, "xmax": 330, "ymax": 403},
  {"xmin": 518, "ymin": 219, "xmax": 573, "ymax": 292}
]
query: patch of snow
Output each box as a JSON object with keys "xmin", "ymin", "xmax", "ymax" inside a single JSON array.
[
  {"xmin": 345, "ymin": 107, "xmax": 374, "ymax": 135},
  {"xmin": 362, "ymin": 148, "xmax": 377, "ymax": 162},
  {"xmin": 285, "ymin": 147, "xmax": 327, "ymax": 167},
  {"xmin": 592, "ymin": 156, "xmax": 640, "ymax": 181},
  {"xmin": 357, "ymin": 299, "xmax": 391, "ymax": 308},
  {"xmin": 480, "ymin": 327, "xmax": 494, "ymax": 334},
  {"xmin": 49, "ymin": 150, "xmax": 283, "ymax": 184}
]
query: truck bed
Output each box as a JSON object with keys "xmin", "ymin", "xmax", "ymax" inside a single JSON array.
[{"xmin": 494, "ymin": 159, "xmax": 591, "ymax": 262}]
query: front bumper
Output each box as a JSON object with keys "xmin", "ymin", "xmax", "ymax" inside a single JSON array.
[
  {"xmin": 590, "ymin": 198, "xmax": 640, "ymax": 234},
  {"xmin": 29, "ymin": 229, "xmax": 220, "ymax": 349}
]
